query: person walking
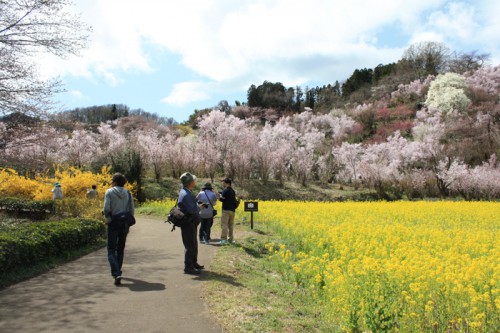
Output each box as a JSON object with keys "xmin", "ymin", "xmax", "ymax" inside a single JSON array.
[
  {"xmin": 178, "ymin": 172, "xmax": 204, "ymax": 275},
  {"xmin": 103, "ymin": 173, "xmax": 134, "ymax": 286},
  {"xmin": 219, "ymin": 178, "xmax": 238, "ymax": 244},
  {"xmin": 86, "ymin": 185, "xmax": 98, "ymax": 199},
  {"xmin": 196, "ymin": 182, "xmax": 218, "ymax": 245},
  {"xmin": 52, "ymin": 182, "xmax": 63, "ymax": 200}
]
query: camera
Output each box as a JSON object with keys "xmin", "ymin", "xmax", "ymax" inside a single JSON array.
[{"xmin": 198, "ymin": 201, "xmax": 209, "ymax": 209}]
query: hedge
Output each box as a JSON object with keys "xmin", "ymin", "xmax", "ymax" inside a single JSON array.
[
  {"xmin": 0, "ymin": 197, "xmax": 54, "ymax": 219},
  {"xmin": 0, "ymin": 218, "xmax": 105, "ymax": 274}
]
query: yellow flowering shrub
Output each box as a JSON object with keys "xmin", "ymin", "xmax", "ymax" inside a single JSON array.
[
  {"xmin": 34, "ymin": 166, "xmax": 114, "ymax": 200},
  {"xmin": 261, "ymin": 201, "xmax": 499, "ymax": 332},
  {"xmin": 0, "ymin": 166, "xmax": 137, "ymax": 219},
  {"xmin": 0, "ymin": 166, "xmax": 126, "ymax": 200},
  {"xmin": 0, "ymin": 168, "xmax": 41, "ymax": 199}
]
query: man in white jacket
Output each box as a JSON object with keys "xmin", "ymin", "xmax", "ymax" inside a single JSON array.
[{"xmin": 103, "ymin": 173, "xmax": 134, "ymax": 286}]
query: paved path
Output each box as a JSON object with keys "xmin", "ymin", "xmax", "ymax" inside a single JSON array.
[{"xmin": 0, "ymin": 216, "xmax": 223, "ymax": 333}]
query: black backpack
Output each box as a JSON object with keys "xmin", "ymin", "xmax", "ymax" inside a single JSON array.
[{"xmin": 230, "ymin": 188, "xmax": 240, "ymax": 209}]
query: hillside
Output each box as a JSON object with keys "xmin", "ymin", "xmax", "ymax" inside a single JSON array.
[
  {"xmin": 1, "ymin": 42, "xmax": 498, "ymax": 201},
  {"xmin": 142, "ymin": 178, "xmax": 377, "ymax": 202}
]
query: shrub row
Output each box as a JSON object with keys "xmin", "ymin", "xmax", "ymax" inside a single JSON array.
[
  {"xmin": 0, "ymin": 197, "xmax": 54, "ymax": 219},
  {"xmin": 0, "ymin": 218, "xmax": 105, "ymax": 274}
]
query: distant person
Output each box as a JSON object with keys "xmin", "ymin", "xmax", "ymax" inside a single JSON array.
[
  {"xmin": 52, "ymin": 182, "xmax": 63, "ymax": 200},
  {"xmin": 196, "ymin": 182, "xmax": 218, "ymax": 245},
  {"xmin": 103, "ymin": 173, "xmax": 134, "ymax": 286},
  {"xmin": 177, "ymin": 172, "xmax": 204, "ymax": 275},
  {"xmin": 219, "ymin": 178, "xmax": 238, "ymax": 244},
  {"xmin": 87, "ymin": 185, "xmax": 98, "ymax": 199}
]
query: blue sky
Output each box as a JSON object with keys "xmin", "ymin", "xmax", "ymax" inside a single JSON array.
[{"xmin": 39, "ymin": 0, "xmax": 500, "ymax": 122}]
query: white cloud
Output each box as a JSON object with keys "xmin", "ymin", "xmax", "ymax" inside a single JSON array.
[
  {"xmin": 408, "ymin": 1, "xmax": 500, "ymax": 64},
  {"xmin": 162, "ymin": 81, "xmax": 211, "ymax": 106},
  {"xmin": 428, "ymin": 2, "xmax": 478, "ymax": 40},
  {"xmin": 38, "ymin": 0, "xmax": 500, "ymax": 91},
  {"xmin": 38, "ymin": 0, "xmax": 150, "ymax": 83},
  {"xmin": 69, "ymin": 90, "xmax": 84, "ymax": 99}
]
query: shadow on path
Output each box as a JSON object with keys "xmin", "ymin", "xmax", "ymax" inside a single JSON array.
[{"xmin": 120, "ymin": 277, "xmax": 166, "ymax": 292}]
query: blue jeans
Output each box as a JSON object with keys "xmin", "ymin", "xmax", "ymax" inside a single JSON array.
[
  {"xmin": 107, "ymin": 225, "xmax": 128, "ymax": 277},
  {"xmin": 199, "ymin": 217, "xmax": 213, "ymax": 241}
]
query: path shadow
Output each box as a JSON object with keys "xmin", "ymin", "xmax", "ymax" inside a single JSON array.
[
  {"xmin": 120, "ymin": 277, "xmax": 166, "ymax": 292},
  {"xmin": 193, "ymin": 270, "xmax": 243, "ymax": 287}
]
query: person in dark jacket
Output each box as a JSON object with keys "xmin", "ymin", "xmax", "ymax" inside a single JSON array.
[
  {"xmin": 178, "ymin": 172, "xmax": 204, "ymax": 275},
  {"xmin": 103, "ymin": 173, "xmax": 134, "ymax": 286},
  {"xmin": 219, "ymin": 178, "xmax": 238, "ymax": 244}
]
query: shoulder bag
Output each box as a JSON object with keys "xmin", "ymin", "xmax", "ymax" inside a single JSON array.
[{"xmin": 166, "ymin": 202, "xmax": 186, "ymax": 231}]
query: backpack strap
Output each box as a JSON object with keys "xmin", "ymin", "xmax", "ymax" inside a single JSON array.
[
  {"xmin": 204, "ymin": 190, "xmax": 215, "ymax": 209},
  {"xmin": 128, "ymin": 191, "xmax": 133, "ymax": 213}
]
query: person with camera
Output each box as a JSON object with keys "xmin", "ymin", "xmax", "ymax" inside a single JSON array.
[
  {"xmin": 103, "ymin": 173, "xmax": 134, "ymax": 286},
  {"xmin": 196, "ymin": 182, "xmax": 218, "ymax": 245},
  {"xmin": 178, "ymin": 172, "xmax": 204, "ymax": 275},
  {"xmin": 219, "ymin": 178, "xmax": 238, "ymax": 244}
]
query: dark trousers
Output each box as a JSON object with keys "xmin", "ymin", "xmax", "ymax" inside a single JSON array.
[
  {"xmin": 181, "ymin": 220, "xmax": 198, "ymax": 269},
  {"xmin": 107, "ymin": 225, "xmax": 128, "ymax": 277},
  {"xmin": 199, "ymin": 217, "xmax": 214, "ymax": 241}
]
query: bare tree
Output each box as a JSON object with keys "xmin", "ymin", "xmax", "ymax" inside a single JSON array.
[
  {"xmin": 448, "ymin": 50, "xmax": 490, "ymax": 74},
  {"xmin": 401, "ymin": 41, "xmax": 451, "ymax": 80},
  {"xmin": 0, "ymin": 0, "xmax": 91, "ymax": 115}
]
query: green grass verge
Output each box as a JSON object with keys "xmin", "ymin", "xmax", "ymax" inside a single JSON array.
[{"xmin": 202, "ymin": 228, "xmax": 331, "ymax": 332}]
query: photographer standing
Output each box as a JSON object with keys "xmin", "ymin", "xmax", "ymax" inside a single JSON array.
[
  {"xmin": 196, "ymin": 182, "xmax": 218, "ymax": 244},
  {"xmin": 219, "ymin": 178, "xmax": 237, "ymax": 244},
  {"xmin": 178, "ymin": 172, "xmax": 204, "ymax": 275}
]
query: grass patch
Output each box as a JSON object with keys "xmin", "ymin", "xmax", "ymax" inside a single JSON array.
[
  {"xmin": 0, "ymin": 238, "xmax": 105, "ymax": 289},
  {"xmin": 202, "ymin": 229, "xmax": 330, "ymax": 332}
]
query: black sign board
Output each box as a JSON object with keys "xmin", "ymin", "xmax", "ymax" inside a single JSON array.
[{"xmin": 244, "ymin": 201, "xmax": 258, "ymax": 212}]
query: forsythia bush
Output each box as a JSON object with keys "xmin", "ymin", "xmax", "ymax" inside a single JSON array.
[
  {"xmin": 0, "ymin": 166, "xmax": 113, "ymax": 200},
  {"xmin": 262, "ymin": 201, "xmax": 499, "ymax": 332}
]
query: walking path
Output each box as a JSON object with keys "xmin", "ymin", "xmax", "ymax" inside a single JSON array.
[{"xmin": 0, "ymin": 216, "xmax": 223, "ymax": 333}]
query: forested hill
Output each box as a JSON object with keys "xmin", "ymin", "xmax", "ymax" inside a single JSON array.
[
  {"xmin": 56, "ymin": 104, "xmax": 177, "ymax": 126},
  {"xmin": 184, "ymin": 42, "xmax": 490, "ymax": 128}
]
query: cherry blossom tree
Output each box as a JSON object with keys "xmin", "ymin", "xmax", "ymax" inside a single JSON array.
[
  {"xmin": 198, "ymin": 110, "xmax": 255, "ymax": 180},
  {"xmin": 255, "ymin": 120, "xmax": 298, "ymax": 184},
  {"xmin": 136, "ymin": 129, "xmax": 170, "ymax": 181},
  {"xmin": 332, "ymin": 142, "xmax": 364, "ymax": 183},
  {"xmin": 57, "ymin": 129, "xmax": 101, "ymax": 167},
  {"xmin": 97, "ymin": 122, "xmax": 126, "ymax": 155},
  {"xmin": 464, "ymin": 65, "xmax": 500, "ymax": 96},
  {"xmin": 2, "ymin": 124, "xmax": 62, "ymax": 172}
]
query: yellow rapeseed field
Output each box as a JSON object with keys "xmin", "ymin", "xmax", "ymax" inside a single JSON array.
[{"xmin": 261, "ymin": 201, "xmax": 499, "ymax": 332}]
